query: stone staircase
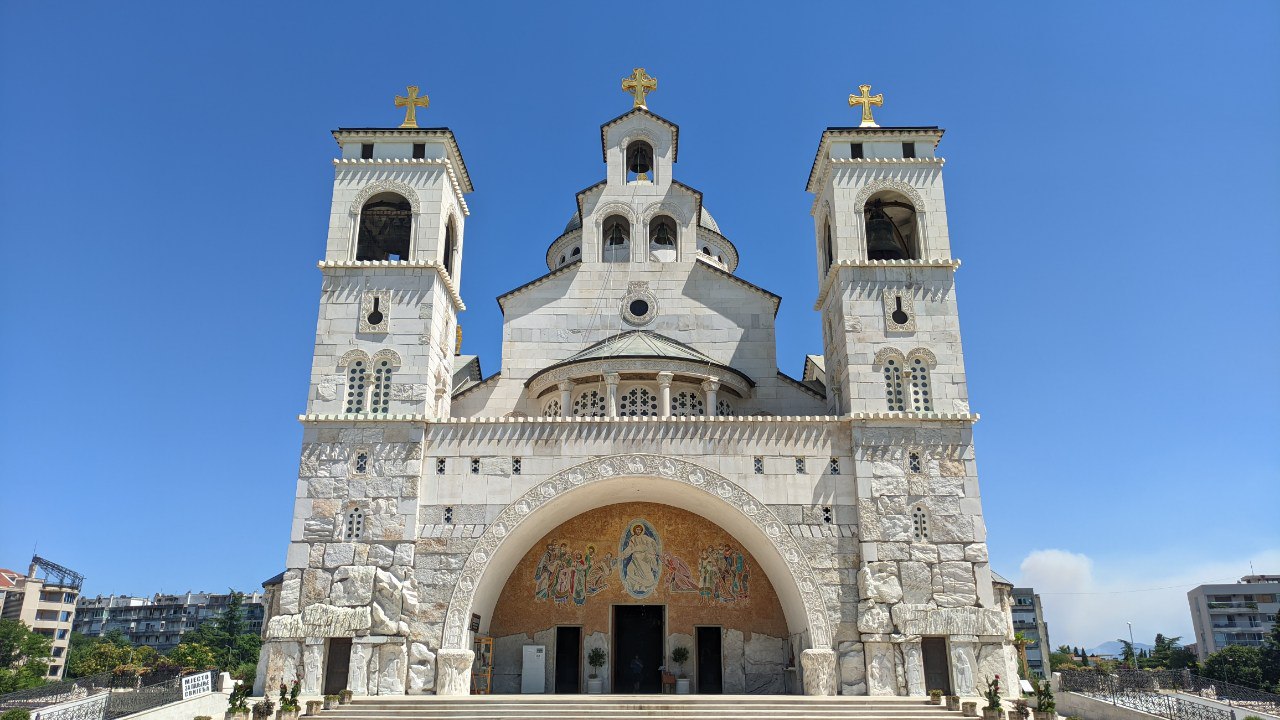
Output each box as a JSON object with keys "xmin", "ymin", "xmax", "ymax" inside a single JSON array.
[{"xmin": 316, "ymin": 694, "xmax": 964, "ymax": 719}]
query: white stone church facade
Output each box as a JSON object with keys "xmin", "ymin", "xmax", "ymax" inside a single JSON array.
[{"xmin": 256, "ymin": 94, "xmax": 1020, "ymax": 699}]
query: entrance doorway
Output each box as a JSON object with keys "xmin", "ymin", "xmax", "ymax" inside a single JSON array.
[
  {"xmin": 921, "ymin": 637, "xmax": 952, "ymax": 695},
  {"xmin": 613, "ymin": 605, "xmax": 664, "ymax": 693},
  {"xmin": 323, "ymin": 638, "xmax": 351, "ymax": 695},
  {"xmin": 695, "ymin": 626, "xmax": 723, "ymax": 694},
  {"xmin": 555, "ymin": 626, "xmax": 582, "ymax": 694}
]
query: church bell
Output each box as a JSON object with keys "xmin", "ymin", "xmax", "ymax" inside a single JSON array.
[
  {"xmin": 627, "ymin": 143, "xmax": 652, "ymax": 180},
  {"xmin": 865, "ymin": 202, "xmax": 910, "ymax": 260}
]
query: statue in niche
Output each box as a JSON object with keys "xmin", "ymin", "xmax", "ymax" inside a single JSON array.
[
  {"xmin": 619, "ymin": 519, "xmax": 661, "ymax": 598},
  {"xmin": 954, "ymin": 647, "xmax": 976, "ymax": 696}
]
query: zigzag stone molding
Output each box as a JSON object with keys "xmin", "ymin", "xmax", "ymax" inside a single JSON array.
[{"xmin": 440, "ymin": 454, "xmax": 833, "ymax": 650}]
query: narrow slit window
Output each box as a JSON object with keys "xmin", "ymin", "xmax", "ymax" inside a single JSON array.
[
  {"xmin": 822, "ymin": 507, "xmax": 833, "ymax": 524},
  {"xmin": 753, "ymin": 457, "xmax": 764, "ymax": 474},
  {"xmin": 344, "ymin": 509, "xmax": 365, "ymax": 541},
  {"xmin": 902, "ymin": 142, "xmax": 916, "ymax": 159},
  {"xmin": 412, "ymin": 143, "xmax": 426, "ymax": 159},
  {"xmin": 883, "ymin": 358, "xmax": 905, "ymax": 412},
  {"xmin": 371, "ymin": 359, "xmax": 393, "ymax": 414},
  {"xmin": 909, "ymin": 358, "xmax": 933, "ymax": 412},
  {"xmin": 436, "ymin": 458, "xmax": 446, "ymax": 475},
  {"xmin": 470, "ymin": 458, "xmax": 480, "ymax": 474},
  {"xmin": 443, "ymin": 506, "xmax": 453, "ymax": 524},
  {"xmin": 512, "ymin": 457, "xmax": 522, "ymax": 475},
  {"xmin": 345, "ymin": 360, "xmax": 368, "ymax": 413},
  {"xmin": 354, "ymin": 452, "xmax": 369, "ymax": 475},
  {"xmin": 795, "ymin": 457, "xmax": 806, "ymax": 473},
  {"xmin": 360, "ymin": 143, "xmax": 374, "ymax": 159},
  {"xmin": 851, "ymin": 143, "xmax": 864, "ymax": 159},
  {"xmin": 912, "ymin": 506, "xmax": 929, "ymax": 542},
  {"xmin": 828, "ymin": 457, "xmax": 840, "ymax": 475}
]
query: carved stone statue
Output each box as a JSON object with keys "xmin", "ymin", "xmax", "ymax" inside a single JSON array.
[
  {"xmin": 904, "ymin": 642, "xmax": 925, "ymax": 696},
  {"xmin": 435, "ymin": 648, "xmax": 475, "ymax": 696},
  {"xmin": 954, "ymin": 646, "xmax": 976, "ymax": 696},
  {"xmin": 801, "ymin": 649, "xmax": 836, "ymax": 696}
]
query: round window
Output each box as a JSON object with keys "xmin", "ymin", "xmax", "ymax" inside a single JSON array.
[
  {"xmin": 629, "ymin": 299, "xmax": 650, "ymax": 317},
  {"xmin": 621, "ymin": 287, "xmax": 658, "ymax": 326}
]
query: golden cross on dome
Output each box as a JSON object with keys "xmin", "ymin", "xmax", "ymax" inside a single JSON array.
[
  {"xmin": 394, "ymin": 85, "xmax": 430, "ymax": 129},
  {"xmin": 848, "ymin": 84, "xmax": 884, "ymax": 128},
  {"xmin": 622, "ymin": 68, "xmax": 657, "ymax": 109}
]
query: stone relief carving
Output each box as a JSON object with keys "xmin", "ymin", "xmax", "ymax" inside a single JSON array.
[
  {"xmin": 440, "ymin": 454, "xmax": 833, "ymax": 651},
  {"xmin": 358, "ymin": 291, "xmax": 390, "ymax": 334},
  {"xmin": 873, "ymin": 347, "xmax": 907, "ymax": 368},
  {"xmin": 801, "ymin": 648, "xmax": 837, "ymax": 696},
  {"xmin": 882, "ymin": 288, "xmax": 916, "ymax": 333},
  {"xmin": 349, "ymin": 178, "xmax": 421, "ymax": 216},
  {"xmin": 435, "ymin": 648, "xmax": 474, "ymax": 696},
  {"xmin": 952, "ymin": 642, "xmax": 977, "ymax": 696},
  {"xmin": 853, "ymin": 178, "xmax": 926, "ymax": 217},
  {"xmin": 906, "ymin": 348, "xmax": 937, "ymax": 367}
]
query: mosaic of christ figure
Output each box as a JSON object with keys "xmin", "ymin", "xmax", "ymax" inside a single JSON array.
[{"xmin": 618, "ymin": 520, "xmax": 661, "ymax": 598}]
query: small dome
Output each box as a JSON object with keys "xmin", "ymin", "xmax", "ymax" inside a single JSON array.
[
  {"xmin": 565, "ymin": 212, "xmax": 583, "ymax": 232},
  {"xmin": 699, "ymin": 209, "xmax": 720, "ymax": 233}
]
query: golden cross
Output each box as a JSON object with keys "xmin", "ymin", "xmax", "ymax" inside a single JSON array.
[
  {"xmin": 622, "ymin": 68, "xmax": 657, "ymax": 109},
  {"xmin": 394, "ymin": 85, "xmax": 430, "ymax": 129},
  {"xmin": 848, "ymin": 84, "xmax": 884, "ymax": 128}
]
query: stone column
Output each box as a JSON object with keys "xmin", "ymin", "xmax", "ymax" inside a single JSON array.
[
  {"xmin": 801, "ymin": 648, "xmax": 837, "ymax": 696},
  {"xmin": 701, "ymin": 378, "xmax": 720, "ymax": 417},
  {"xmin": 657, "ymin": 372, "xmax": 673, "ymax": 417},
  {"xmin": 557, "ymin": 380, "xmax": 574, "ymax": 417},
  {"xmin": 903, "ymin": 639, "xmax": 926, "ymax": 696},
  {"xmin": 604, "ymin": 372, "xmax": 620, "ymax": 417},
  {"xmin": 435, "ymin": 648, "xmax": 475, "ymax": 696}
]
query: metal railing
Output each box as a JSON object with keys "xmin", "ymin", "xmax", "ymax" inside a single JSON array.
[
  {"xmin": 0, "ymin": 669, "xmax": 215, "ymax": 719},
  {"xmin": 0, "ymin": 672, "xmax": 113, "ymax": 711},
  {"xmin": 1059, "ymin": 671, "xmax": 1232, "ymax": 720},
  {"xmin": 1112, "ymin": 669, "xmax": 1280, "ymax": 715}
]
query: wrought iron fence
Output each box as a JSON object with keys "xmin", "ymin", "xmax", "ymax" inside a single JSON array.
[
  {"xmin": 1107, "ymin": 669, "xmax": 1280, "ymax": 715},
  {"xmin": 1059, "ymin": 671, "xmax": 1232, "ymax": 720},
  {"xmin": 0, "ymin": 672, "xmax": 113, "ymax": 711},
  {"xmin": 102, "ymin": 674, "xmax": 184, "ymax": 719}
]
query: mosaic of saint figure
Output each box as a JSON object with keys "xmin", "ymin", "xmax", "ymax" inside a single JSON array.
[
  {"xmin": 533, "ymin": 541, "xmax": 615, "ymax": 606},
  {"xmin": 661, "ymin": 551, "xmax": 698, "ymax": 592},
  {"xmin": 698, "ymin": 543, "xmax": 749, "ymax": 602},
  {"xmin": 619, "ymin": 519, "xmax": 661, "ymax": 598}
]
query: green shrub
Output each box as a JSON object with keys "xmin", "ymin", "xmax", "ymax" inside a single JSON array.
[{"xmin": 1, "ymin": 709, "xmax": 32, "ymax": 720}]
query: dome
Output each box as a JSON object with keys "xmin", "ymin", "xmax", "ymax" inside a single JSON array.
[{"xmin": 565, "ymin": 212, "xmax": 582, "ymax": 232}]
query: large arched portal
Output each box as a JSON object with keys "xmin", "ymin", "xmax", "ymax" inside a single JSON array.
[{"xmin": 436, "ymin": 455, "xmax": 836, "ymax": 696}]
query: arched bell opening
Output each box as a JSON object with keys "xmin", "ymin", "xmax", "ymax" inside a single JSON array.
[
  {"xmin": 486, "ymin": 500, "xmax": 789, "ymax": 694},
  {"xmin": 648, "ymin": 216, "xmax": 677, "ymax": 263},
  {"xmin": 626, "ymin": 141, "xmax": 654, "ymax": 183},
  {"xmin": 442, "ymin": 217, "xmax": 457, "ymax": 277},
  {"xmin": 822, "ymin": 218, "xmax": 835, "ymax": 272},
  {"xmin": 356, "ymin": 192, "xmax": 413, "ymax": 261},
  {"xmin": 602, "ymin": 215, "xmax": 630, "ymax": 263},
  {"xmin": 863, "ymin": 192, "xmax": 919, "ymax": 261}
]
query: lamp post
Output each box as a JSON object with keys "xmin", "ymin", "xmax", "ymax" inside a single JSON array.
[{"xmin": 1127, "ymin": 622, "xmax": 1136, "ymax": 669}]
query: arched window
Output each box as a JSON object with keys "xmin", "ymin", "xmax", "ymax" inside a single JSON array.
[
  {"xmin": 911, "ymin": 506, "xmax": 929, "ymax": 542},
  {"xmin": 572, "ymin": 389, "xmax": 606, "ymax": 417},
  {"xmin": 345, "ymin": 359, "xmax": 368, "ymax": 414},
  {"xmin": 823, "ymin": 219, "xmax": 834, "ymax": 272},
  {"xmin": 882, "ymin": 358, "xmax": 905, "ymax": 412},
  {"xmin": 344, "ymin": 508, "xmax": 365, "ymax": 541},
  {"xmin": 602, "ymin": 215, "xmax": 630, "ymax": 262},
  {"xmin": 649, "ymin": 216, "xmax": 677, "ymax": 262},
  {"xmin": 716, "ymin": 399, "xmax": 735, "ymax": 417},
  {"xmin": 618, "ymin": 386, "xmax": 658, "ymax": 416},
  {"xmin": 442, "ymin": 218, "xmax": 457, "ymax": 276},
  {"xmin": 626, "ymin": 141, "xmax": 654, "ymax": 182},
  {"xmin": 356, "ymin": 193, "xmax": 412, "ymax": 261},
  {"xmin": 543, "ymin": 398, "xmax": 562, "ymax": 417},
  {"xmin": 863, "ymin": 194, "xmax": 919, "ymax": 261},
  {"xmin": 371, "ymin": 357, "xmax": 394, "ymax": 414},
  {"xmin": 670, "ymin": 390, "xmax": 705, "ymax": 417},
  {"xmin": 570, "ymin": 246, "xmax": 580, "ymax": 258},
  {"xmin": 908, "ymin": 356, "xmax": 933, "ymax": 412}
]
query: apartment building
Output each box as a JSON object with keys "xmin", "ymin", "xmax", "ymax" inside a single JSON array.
[
  {"xmin": 1188, "ymin": 574, "xmax": 1279, "ymax": 662},
  {"xmin": 0, "ymin": 557, "xmax": 84, "ymax": 680},
  {"xmin": 74, "ymin": 590, "xmax": 266, "ymax": 651},
  {"xmin": 1012, "ymin": 587, "xmax": 1051, "ymax": 678}
]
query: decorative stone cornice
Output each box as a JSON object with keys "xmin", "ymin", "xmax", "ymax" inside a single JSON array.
[
  {"xmin": 812, "ymin": 259, "xmax": 961, "ymax": 310},
  {"xmin": 331, "ymin": 127, "xmax": 473, "ymax": 193},
  {"xmin": 334, "ymin": 157, "xmax": 471, "ymax": 217},
  {"xmin": 318, "ymin": 260, "xmax": 465, "ymax": 312},
  {"xmin": 297, "ymin": 412, "xmax": 979, "ymax": 425},
  {"xmin": 806, "ymin": 126, "xmax": 945, "ymax": 193}
]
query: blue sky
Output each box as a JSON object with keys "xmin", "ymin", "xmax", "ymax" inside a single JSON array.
[{"xmin": 1, "ymin": 1, "xmax": 1276, "ymax": 649}]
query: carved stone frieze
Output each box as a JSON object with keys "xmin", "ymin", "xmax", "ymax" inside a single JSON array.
[{"xmin": 349, "ymin": 179, "xmax": 421, "ymax": 216}]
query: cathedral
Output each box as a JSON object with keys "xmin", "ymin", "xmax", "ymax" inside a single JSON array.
[{"xmin": 255, "ymin": 71, "xmax": 1020, "ymax": 699}]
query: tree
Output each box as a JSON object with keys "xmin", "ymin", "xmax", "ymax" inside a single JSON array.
[
  {"xmin": 180, "ymin": 592, "xmax": 260, "ymax": 672},
  {"xmin": 1201, "ymin": 645, "xmax": 1265, "ymax": 689},
  {"xmin": 1116, "ymin": 638, "xmax": 1136, "ymax": 669},
  {"xmin": 65, "ymin": 640, "xmax": 129, "ymax": 678},
  {"xmin": 1147, "ymin": 634, "xmax": 1196, "ymax": 670},
  {"xmin": 0, "ymin": 619, "xmax": 52, "ymax": 693},
  {"xmin": 166, "ymin": 643, "xmax": 218, "ymax": 671},
  {"xmin": 1260, "ymin": 614, "xmax": 1280, "ymax": 692}
]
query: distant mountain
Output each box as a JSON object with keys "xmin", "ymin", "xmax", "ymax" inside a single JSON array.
[{"xmin": 1088, "ymin": 640, "xmax": 1154, "ymax": 658}]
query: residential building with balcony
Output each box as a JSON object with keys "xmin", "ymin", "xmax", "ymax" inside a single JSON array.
[
  {"xmin": 1012, "ymin": 587, "xmax": 1051, "ymax": 678},
  {"xmin": 73, "ymin": 590, "xmax": 266, "ymax": 651},
  {"xmin": 1188, "ymin": 574, "xmax": 1279, "ymax": 662},
  {"xmin": 0, "ymin": 557, "xmax": 84, "ymax": 680}
]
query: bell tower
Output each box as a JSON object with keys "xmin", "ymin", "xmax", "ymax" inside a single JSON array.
[
  {"xmin": 309, "ymin": 85, "xmax": 474, "ymax": 420},
  {"xmin": 807, "ymin": 86, "xmax": 968, "ymax": 416}
]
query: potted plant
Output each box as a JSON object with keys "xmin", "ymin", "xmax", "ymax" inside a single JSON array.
[
  {"xmin": 982, "ymin": 675, "xmax": 1003, "ymax": 720},
  {"xmin": 277, "ymin": 682, "xmax": 301, "ymax": 720},
  {"xmin": 670, "ymin": 647, "xmax": 691, "ymax": 694},
  {"xmin": 305, "ymin": 700, "xmax": 323, "ymax": 716},
  {"xmin": 962, "ymin": 701, "xmax": 979, "ymax": 717},
  {"xmin": 251, "ymin": 697, "xmax": 274, "ymax": 720},
  {"xmin": 1010, "ymin": 698, "xmax": 1030, "ymax": 720},
  {"xmin": 587, "ymin": 647, "xmax": 608, "ymax": 694},
  {"xmin": 323, "ymin": 695, "xmax": 338, "ymax": 710},
  {"xmin": 1032, "ymin": 678, "xmax": 1056, "ymax": 720},
  {"xmin": 929, "ymin": 689, "xmax": 944, "ymax": 705},
  {"xmin": 947, "ymin": 695, "xmax": 962, "ymax": 711},
  {"xmin": 338, "ymin": 689, "xmax": 353, "ymax": 704},
  {"xmin": 226, "ymin": 681, "xmax": 251, "ymax": 720}
]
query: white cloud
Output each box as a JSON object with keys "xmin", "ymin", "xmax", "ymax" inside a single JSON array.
[{"xmin": 1015, "ymin": 548, "xmax": 1280, "ymax": 651}]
